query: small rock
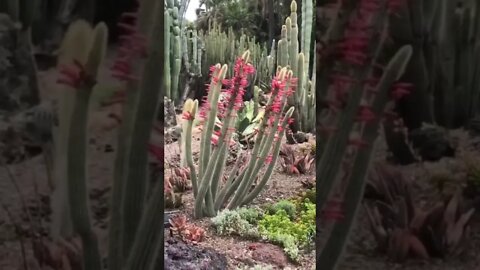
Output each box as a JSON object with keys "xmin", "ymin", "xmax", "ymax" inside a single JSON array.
[
  {"xmin": 409, "ymin": 125, "xmax": 455, "ymax": 161},
  {"xmin": 164, "ymin": 237, "xmax": 228, "ymax": 270},
  {"xmin": 165, "ymin": 125, "xmax": 182, "ymax": 144},
  {"xmin": 164, "ymin": 97, "xmax": 177, "ymax": 128},
  {"xmin": 286, "ymin": 131, "xmax": 308, "ymax": 144}
]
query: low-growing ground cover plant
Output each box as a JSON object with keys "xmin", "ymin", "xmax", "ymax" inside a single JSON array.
[{"xmin": 211, "ymin": 198, "xmax": 315, "ymax": 261}]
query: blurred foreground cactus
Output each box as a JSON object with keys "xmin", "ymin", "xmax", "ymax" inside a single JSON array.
[
  {"xmin": 365, "ymin": 164, "xmax": 475, "ymax": 261},
  {"xmin": 316, "ymin": 0, "xmax": 414, "ymax": 269},
  {"xmin": 181, "ymin": 51, "xmax": 295, "ymax": 218},
  {"xmin": 46, "ymin": 0, "xmax": 166, "ymax": 269}
]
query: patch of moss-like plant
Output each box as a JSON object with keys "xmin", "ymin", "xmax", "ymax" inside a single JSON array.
[
  {"xmin": 258, "ymin": 200, "xmax": 316, "ymax": 261},
  {"xmin": 265, "ymin": 200, "xmax": 297, "ymax": 220},
  {"xmin": 237, "ymin": 206, "xmax": 262, "ymax": 224}
]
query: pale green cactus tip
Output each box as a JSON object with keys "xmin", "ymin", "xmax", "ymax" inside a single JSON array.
[
  {"xmin": 183, "ymin": 98, "xmax": 198, "ymax": 119},
  {"xmin": 291, "ymin": 0, "xmax": 297, "ymax": 12}
]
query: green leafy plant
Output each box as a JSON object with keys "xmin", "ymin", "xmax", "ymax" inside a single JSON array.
[
  {"xmin": 266, "ymin": 200, "xmax": 297, "ymax": 220},
  {"xmin": 236, "ymin": 206, "xmax": 262, "ymax": 224},
  {"xmin": 235, "ymin": 99, "xmax": 264, "ymax": 142},
  {"xmin": 258, "ymin": 200, "xmax": 315, "ymax": 261}
]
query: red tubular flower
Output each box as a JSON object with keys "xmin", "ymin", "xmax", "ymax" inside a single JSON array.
[
  {"xmin": 267, "ymin": 116, "xmax": 276, "ymax": 126},
  {"xmin": 148, "ymin": 144, "xmax": 164, "ymax": 165},
  {"xmin": 356, "ymin": 105, "xmax": 376, "ymax": 122},
  {"xmin": 322, "ymin": 199, "xmax": 345, "ymax": 221},
  {"xmin": 391, "ymin": 82, "xmax": 413, "ymax": 100},
  {"xmin": 217, "ymin": 57, "xmax": 255, "ymax": 114},
  {"xmin": 110, "ymin": 5, "xmax": 147, "ymax": 83},
  {"xmin": 211, "ymin": 135, "xmax": 219, "ymax": 146},
  {"xmin": 343, "ymin": 50, "xmax": 368, "ymax": 66},
  {"xmin": 182, "ymin": 112, "xmax": 194, "ymax": 120},
  {"xmin": 265, "ymin": 155, "xmax": 273, "ymax": 164},
  {"xmin": 57, "ymin": 60, "xmax": 87, "ymax": 88}
]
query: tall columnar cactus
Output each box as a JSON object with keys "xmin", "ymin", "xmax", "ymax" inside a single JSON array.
[
  {"xmin": 429, "ymin": 0, "xmax": 480, "ymax": 127},
  {"xmin": 165, "ymin": 0, "xmax": 182, "ymax": 104},
  {"xmin": 200, "ymin": 23, "xmax": 273, "ymax": 89},
  {"xmin": 48, "ymin": 0, "xmax": 166, "ymax": 269},
  {"xmin": 181, "ymin": 51, "xmax": 295, "ymax": 218},
  {"xmin": 52, "ymin": 19, "xmax": 108, "ymax": 270},
  {"xmin": 316, "ymin": 0, "xmax": 413, "ymax": 268},
  {"xmin": 108, "ymin": 0, "xmax": 165, "ymax": 268},
  {"xmin": 276, "ymin": 0, "xmax": 315, "ymax": 133}
]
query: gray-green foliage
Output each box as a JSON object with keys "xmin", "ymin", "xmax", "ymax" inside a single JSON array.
[{"xmin": 211, "ymin": 208, "xmax": 260, "ymax": 238}]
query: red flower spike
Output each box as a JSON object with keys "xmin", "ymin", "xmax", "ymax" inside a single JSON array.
[
  {"xmin": 182, "ymin": 112, "xmax": 194, "ymax": 120},
  {"xmin": 356, "ymin": 106, "xmax": 376, "ymax": 122},
  {"xmin": 265, "ymin": 155, "xmax": 273, "ymax": 164},
  {"xmin": 211, "ymin": 136, "xmax": 219, "ymax": 146},
  {"xmin": 117, "ymin": 22, "xmax": 138, "ymax": 33},
  {"xmin": 57, "ymin": 61, "xmax": 88, "ymax": 88},
  {"xmin": 391, "ymin": 88, "xmax": 410, "ymax": 100},
  {"xmin": 321, "ymin": 199, "xmax": 345, "ymax": 221},
  {"xmin": 148, "ymin": 144, "xmax": 164, "ymax": 163}
]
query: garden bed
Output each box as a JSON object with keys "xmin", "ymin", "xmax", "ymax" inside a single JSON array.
[{"xmin": 163, "ymin": 114, "xmax": 316, "ymax": 270}]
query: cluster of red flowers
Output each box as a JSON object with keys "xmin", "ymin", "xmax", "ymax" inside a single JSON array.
[
  {"xmin": 322, "ymin": 198, "xmax": 345, "ymax": 220},
  {"xmin": 198, "ymin": 57, "xmax": 255, "ymax": 146},
  {"xmin": 111, "ymin": 2, "xmax": 147, "ymax": 82},
  {"xmin": 57, "ymin": 60, "xmax": 88, "ymax": 88},
  {"xmin": 325, "ymin": 0, "xmax": 413, "ymax": 149},
  {"xmin": 267, "ymin": 72, "xmax": 296, "ymax": 140}
]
